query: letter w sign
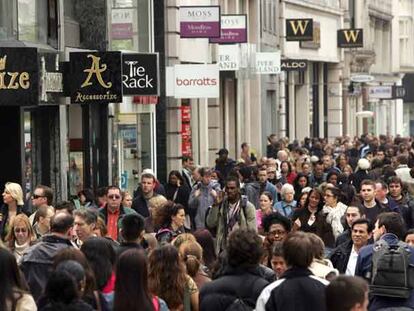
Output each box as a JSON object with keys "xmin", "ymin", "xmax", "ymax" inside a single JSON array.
[
  {"xmin": 337, "ymin": 29, "xmax": 363, "ymax": 48},
  {"xmin": 286, "ymin": 19, "xmax": 313, "ymax": 41}
]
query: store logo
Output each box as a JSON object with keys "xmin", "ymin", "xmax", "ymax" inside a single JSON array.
[
  {"xmin": 0, "ymin": 55, "xmax": 31, "ymax": 89},
  {"xmin": 338, "ymin": 29, "xmax": 363, "ymax": 48},
  {"xmin": 123, "ymin": 61, "xmax": 153, "ymax": 88},
  {"xmin": 81, "ymin": 54, "xmax": 112, "ymax": 88},
  {"xmin": 281, "ymin": 59, "xmax": 307, "ymax": 72},
  {"xmin": 286, "ymin": 19, "xmax": 313, "ymax": 41},
  {"xmin": 176, "ymin": 77, "xmax": 217, "ymax": 86}
]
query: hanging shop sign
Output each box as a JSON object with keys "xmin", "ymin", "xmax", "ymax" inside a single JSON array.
[
  {"xmin": 286, "ymin": 18, "xmax": 313, "ymax": 41},
  {"xmin": 181, "ymin": 104, "xmax": 192, "ymax": 157},
  {"xmin": 167, "ymin": 64, "xmax": 219, "ymax": 98},
  {"xmin": 180, "ymin": 6, "xmax": 221, "ymax": 38},
  {"xmin": 0, "ymin": 47, "xmax": 39, "ymax": 106},
  {"xmin": 111, "ymin": 8, "xmax": 134, "ymax": 40},
  {"xmin": 122, "ymin": 53, "xmax": 159, "ymax": 96},
  {"xmin": 69, "ymin": 52, "xmax": 122, "ymax": 104},
  {"xmin": 281, "ymin": 59, "xmax": 307, "ymax": 72},
  {"xmin": 338, "ymin": 28, "xmax": 363, "ymax": 48},
  {"xmin": 209, "ymin": 14, "xmax": 247, "ymax": 44},
  {"xmin": 256, "ymin": 52, "xmax": 281, "ymax": 74},
  {"xmin": 392, "ymin": 86, "xmax": 406, "ymax": 99},
  {"xmin": 300, "ymin": 21, "xmax": 320, "ymax": 49},
  {"xmin": 350, "ymin": 74, "xmax": 375, "ymax": 83},
  {"xmin": 218, "ymin": 45, "xmax": 240, "ymax": 71},
  {"xmin": 368, "ymin": 86, "xmax": 392, "ymax": 99}
]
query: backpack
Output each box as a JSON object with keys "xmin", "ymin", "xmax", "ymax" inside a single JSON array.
[
  {"xmin": 370, "ymin": 239, "xmax": 414, "ymax": 298},
  {"xmin": 225, "ymin": 298, "xmax": 254, "ymax": 311}
]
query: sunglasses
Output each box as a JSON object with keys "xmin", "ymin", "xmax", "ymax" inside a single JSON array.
[
  {"xmin": 108, "ymin": 194, "xmax": 121, "ymax": 200},
  {"xmin": 14, "ymin": 228, "xmax": 27, "ymax": 233},
  {"xmin": 32, "ymin": 194, "xmax": 44, "ymax": 199}
]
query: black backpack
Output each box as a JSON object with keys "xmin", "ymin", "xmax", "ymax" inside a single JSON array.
[
  {"xmin": 225, "ymin": 298, "xmax": 254, "ymax": 311},
  {"xmin": 370, "ymin": 239, "xmax": 414, "ymax": 298}
]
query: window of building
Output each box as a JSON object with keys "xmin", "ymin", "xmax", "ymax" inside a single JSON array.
[
  {"xmin": 0, "ymin": 1, "xmax": 18, "ymax": 40},
  {"xmin": 400, "ymin": 17, "xmax": 413, "ymax": 66}
]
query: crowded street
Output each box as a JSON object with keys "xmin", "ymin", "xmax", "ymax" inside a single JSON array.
[{"xmin": 1, "ymin": 0, "xmax": 414, "ymax": 311}]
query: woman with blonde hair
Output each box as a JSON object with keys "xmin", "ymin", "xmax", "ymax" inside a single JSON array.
[
  {"xmin": 145, "ymin": 195, "xmax": 168, "ymax": 233},
  {"xmin": 5, "ymin": 214, "xmax": 36, "ymax": 264},
  {"xmin": 179, "ymin": 241, "xmax": 211, "ymax": 290},
  {"xmin": 1, "ymin": 182, "xmax": 29, "ymax": 241}
]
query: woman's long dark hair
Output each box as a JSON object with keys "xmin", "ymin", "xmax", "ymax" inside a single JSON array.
[
  {"xmin": 156, "ymin": 201, "xmax": 185, "ymax": 228},
  {"xmin": 0, "ymin": 248, "xmax": 26, "ymax": 310},
  {"xmin": 194, "ymin": 229, "xmax": 217, "ymax": 271},
  {"xmin": 148, "ymin": 245, "xmax": 187, "ymax": 309},
  {"xmin": 114, "ymin": 249, "xmax": 154, "ymax": 311}
]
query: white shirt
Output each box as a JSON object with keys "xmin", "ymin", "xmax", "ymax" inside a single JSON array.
[{"xmin": 345, "ymin": 245, "xmax": 358, "ymax": 276}]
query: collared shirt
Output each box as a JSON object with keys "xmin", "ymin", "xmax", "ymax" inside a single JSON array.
[
  {"xmin": 345, "ymin": 244, "xmax": 358, "ymax": 276},
  {"xmin": 107, "ymin": 208, "xmax": 120, "ymax": 241}
]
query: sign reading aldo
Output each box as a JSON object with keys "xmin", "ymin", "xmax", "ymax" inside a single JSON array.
[
  {"xmin": 338, "ymin": 29, "xmax": 363, "ymax": 48},
  {"xmin": 122, "ymin": 53, "xmax": 159, "ymax": 96},
  {"xmin": 281, "ymin": 59, "xmax": 307, "ymax": 71},
  {"xmin": 0, "ymin": 47, "xmax": 39, "ymax": 106},
  {"xmin": 69, "ymin": 52, "xmax": 122, "ymax": 104},
  {"xmin": 286, "ymin": 19, "xmax": 313, "ymax": 41}
]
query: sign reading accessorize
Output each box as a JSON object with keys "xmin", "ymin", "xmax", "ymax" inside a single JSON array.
[
  {"xmin": 286, "ymin": 18, "xmax": 313, "ymax": 41},
  {"xmin": 256, "ymin": 52, "xmax": 281, "ymax": 74},
  {"xmin": 168, "ymin": 64, "xmax": 219, "ymax": 98},
  {"xmin": 337, "ymin": 29, "xmax": 363, "ymax": 48},
  {"xmin": 0, "ymin": 47, "xmax": 39, "ymax": 106},
  {"xmin": 209, "ymin": 15, "xmax": 247, "ymax": 44},
  {"xmin": 180, "ymin": 6, "xmax": 221, "ymax": 38},
  {"xmin": 122, "ymin": 53, "xmax": 159, "ymax": 96},
  {"xmin": 69, "ymin": 52, "xmax": 122, "ymax": 104}
]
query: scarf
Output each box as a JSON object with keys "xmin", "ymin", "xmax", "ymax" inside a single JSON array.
[{"xmin": 322, "ymin": 201, "xmax": 348, "ymax": 239}]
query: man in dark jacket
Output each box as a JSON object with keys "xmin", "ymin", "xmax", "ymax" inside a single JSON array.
[
  {"xmin": 256, "ymin": 231, "xmax": 328, "ymax": 311},
  {"xmin": 116, "ymin": 213, "xmax": 145, "ymax": 258},
  {"xmin": 131, "ymin": 172, "xmax": 160, "ymax": 217},
  {"xmin": 330, "ymin": 219, "xmax": 373, "ymax": 275},
  {"xmin": 355, "ymin": 212, "xmax": 414, "ymax": 310},
  {"xmin": 20, "ymin": 212, "xmax": 74, "ymax": 300},
  {"xmin": 200, "ymin": 229, "xmax": 269, "ymax": 311},
  {"xmin": 214, "ymin": 148, "xmax": 236, "ymax": 181}
]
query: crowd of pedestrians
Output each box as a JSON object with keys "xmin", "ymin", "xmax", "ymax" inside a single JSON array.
[{"xmin": 2, "ymin": 134, "xmax": 414, "ymax": 310}]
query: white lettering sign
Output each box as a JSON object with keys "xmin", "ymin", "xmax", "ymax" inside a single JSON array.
[
  {"xmin": 218, "ymin": 45, "xmax": 239, "ymax": 71},
  {"xmin": 255, "ymin": 52, "xmax": 281, "ymax": 74}
]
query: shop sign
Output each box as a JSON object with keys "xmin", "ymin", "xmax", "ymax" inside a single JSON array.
[
  {"xmin": 255, "ymin": 52, "xmax": 281, "ymax": 74},
  {"xmin": 368, "ymin": 86, "xmax": 392, "ymax": 99},
  {"xmin": 69, "ymin": 52, "xmax": 122, "ymax": 104},
  {"xmin": 168, "ymin": 64, "xmax": 219, "ymax": 98},
  {"xmin": 122, "ymin": 53, "xmax": 159, "ymax": 96},
  {"xmin": 350, "ymin": 74, "xmax": 374, "ymax": 83},
  {"xmin": 300, "ymin": 21, "xmax": 320, "ymax": 49},
  {"xmin": 111, "ymin": 8, "xmax": 133, "ymax": 39},
  {"xmin": 180, "ymin": 6, "xmax": 221, "ymax": 38},
  {"xmin": 218, "ymin": 45, "xmax": 239, "ymax": 71},
  {"xmin": 209, "ymin": 15, "xmax": 247, "ymax": 44},
  {"xmin": 181, "ymin": 103, "xmax": 192, "ymax": 157},
  {"xmin": 286, "ymin": 18, "xmax": 313, "ymax": 41},
  {"xmin": 0, "ymin": 47, "xmax": 39, "ymax": 106},
  {"xmin": 392, "ymin": 86, "xmax": 405, "ymax": 99},
  {"xmin": 338, "ymin": 28, "xmax": 363, "ymax": 48},
  {"xmin": 281, "ymin": 59, "xmax": 307, "ymax": 72}
]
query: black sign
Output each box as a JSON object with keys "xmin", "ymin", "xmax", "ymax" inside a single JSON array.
[
  {"xmin": 122, "ymin": 53, "xmax": 159, "ymax": 96},
  {"xmin": 286, "ymin": 19, "xmax": 313, "ymax": 41},
  {"xmin": 0, "ymin": 48, "xmax": 39, "ymax": 106},
  {"xmin": 281, "ymin": 59, "xmax": 308, "ymax": 72},
  {"xmin": 392, "ymin": 86, "xmax": 405, "ymax": 99},
  {"xmin": 337, "ymin": 29, "xmax": 363, "ymax": 48},
  {"xmin": 69, "ymin": 52, "xmax": 122, "ymax": 104}
]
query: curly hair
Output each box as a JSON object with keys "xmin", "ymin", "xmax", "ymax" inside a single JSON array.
[
  {"xmin": 226, "ymin": 229, "xmax": 264, "ymax": 268},
  {"xmin": 179, "ymin": 241, "xmax": 203, "ymax": 278},
  {"xmin": 172, "ymin": 233, "xmax": 196, "ymax": 250},
  {"xmin": 262, "ymin": 212, "xmax": 292, "ymax": 233},
  {"xmin": 148, "ymin": 245, "xmax": 187, "ymax": 309},
  {"xmin": 154, "ymin": 201, "xmax": 185, "ymax": 228}
]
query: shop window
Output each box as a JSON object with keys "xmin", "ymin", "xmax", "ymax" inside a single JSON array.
[{"xmin": 0, "ymin": 1, "xmax": 17, "ymax": 40}]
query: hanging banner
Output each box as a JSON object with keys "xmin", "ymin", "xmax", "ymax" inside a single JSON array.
[
  {"xmin": 122, "ymin": 53, "xmax": 159, "ymax": 96},
  {"xmin": 0, "ymin": 47, "xmax": 39, "ymax": 106},
  {"xmin": 168, "ymin": 64, "xmax": 219, "ymax": 98},
  {"xmin": 337, "ymin": 28, "xmax": 363, "ymax": 48},
  {"xmin": 281, "ymin": 59, "xmax": 307, "ymax": 72},
  {"xmin": 69, "ymin": 52, "xmax": 123, "ymax": 104},
  {"xmin": 181, "ymin": 104, "xmax": 192, "ymax": 157},
  {"xmin": 180, "ymin": 6, "xmax": 221, "ymax": 38},
  {"xmin": 368, "ymin": 86, "xmax": 392, "ymax": 99},
  {"xmin": 256, "ymin": 52, "xmax": 281, "ymax": 74},
  {"xmin": 218, "ymin": 45, "xmax": 240, "ymax": 71},
  {"xmin": 209, "ymin": 14, "xmax": 247, "ymax": 44},
  {"xmin": 286, "ymin": 18, "xmax": 313, "ymax": 41}
]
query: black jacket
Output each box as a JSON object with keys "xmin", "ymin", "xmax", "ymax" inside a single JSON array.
[
  {"xmin": 165, "ymin": 183, "xmax": 191, "ymax": 212},
  {"xmin": 256, "ymin": 267, "xmax": 328, "ymax": 311},
  {"xmin": 329, "ymin": 240, "xmax": 353, "ymax": 274},
  {"xmin": 0, "ymin": 204, "xmax": 30, "ymax": 240},
  {"xmin": 200, "ymin": 265, "xmax": 269, "ymax": 311},
  {"xmin": 20, "ymin": 234, "xmax": 74, "ymax": 300}
]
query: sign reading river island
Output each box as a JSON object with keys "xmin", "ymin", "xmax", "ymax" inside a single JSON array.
[
  {"xmin": 69, "ymin": 52, "xmax": 122, "ymax": 104},
  {"xmin": 209, "ymin": 15, "xmax": 247, "ymax": 44},
  {"xmin": 180, "ymin": 6, "xmax": 221, "ymax": 38}
]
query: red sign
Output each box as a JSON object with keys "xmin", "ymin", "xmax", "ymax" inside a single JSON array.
[
  {"xmin": 133, "ymin": 95, "xmax": 158, "ymax": 104},
  {"xmin": 181, "ymin": 104, "xmax": 192, "ymax": 157},
  {"xmin": 181, "ymin": 106, "xmax": 191, "ymax": 122}
]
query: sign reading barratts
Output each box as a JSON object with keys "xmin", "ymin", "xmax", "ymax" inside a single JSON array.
[
  {"xmin": 122, "ymin": 53, "xmax": 159, "ymax": 96},
  {"xmin": 209, "ymin": 15, "xmax": 247, "ymax": 44},
  {"xmin": 180, "ymin": 6, "xmax": 221, "ymax": 38},
  {"xmin": 69, "ymin": 52, "xmax": 122, "ymax": 104}
]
